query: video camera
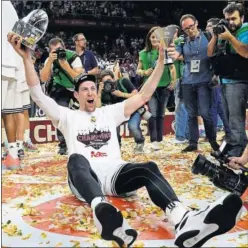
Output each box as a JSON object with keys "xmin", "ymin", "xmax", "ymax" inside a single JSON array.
[
  {"xmin": 192, "ymin": 141, "xmax": 248, "ymax": 196},
  {"xmin": 53, "ymin": 47, "xmax": 66, "ymax": 60},
  {"xmin": 213, "ymin": 19, "xmax": 230, "ymax": 35}
]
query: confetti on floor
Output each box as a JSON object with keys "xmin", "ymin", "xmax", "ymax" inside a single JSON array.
[{"xmin": 2, "ymin": 134, "xmax": 248, "ymax": 247}]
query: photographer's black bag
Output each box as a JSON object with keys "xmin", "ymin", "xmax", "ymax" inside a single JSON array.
[{"xmin": 211, "ymin": 52, "xmax": 248, "ymax": 80}]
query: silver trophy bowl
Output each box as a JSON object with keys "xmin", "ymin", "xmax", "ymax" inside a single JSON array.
[
  {"xmin": 12, "ymin": 9, "xmax": 49, "ymax": 50},
  {"xmin": 154, "ymin": 26, "xmax": 178, "ymax": 65}
]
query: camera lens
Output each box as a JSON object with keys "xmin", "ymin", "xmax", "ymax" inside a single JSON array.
[
  {"xmin": 58, "ymin": 51, "xmax": 66, "ymax": 59},
  {"xmin": 192, "ymin": 154, "xmax": 217, "ymax": 178},
  {"xmin": 103, "ymin": 80, "xmax": 114, "ymax": 93},
  {"xmin": 104, "ymin": 84, "xmax": 112, "ymax": 92},
  {"xmin": 192, "ymin": 154, "xmax": 208, "ymax": 174}
]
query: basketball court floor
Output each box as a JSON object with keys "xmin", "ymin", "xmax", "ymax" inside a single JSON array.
[{"xmin": 2, "ymin": 135, "xmax": 248, "ymax": 247}]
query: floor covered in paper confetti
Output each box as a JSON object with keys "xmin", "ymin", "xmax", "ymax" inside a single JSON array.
[{"xmin": 2, "ymin": 134, "xmax": 248, "ymax": 247}]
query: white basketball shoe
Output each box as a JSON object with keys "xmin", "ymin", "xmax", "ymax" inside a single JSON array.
[
  {"xmin": 174, "ymin": 193, "xmax": 243, "ymax": 248},
  {"xmin": 93, "ymin": 202, "xmax": 137, "ymax": 247}
]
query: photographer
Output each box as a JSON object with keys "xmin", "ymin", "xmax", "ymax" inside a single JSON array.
[
  {"xmin": 40, "ymin": 38, "xmax": 83, "ymax": 155},
  {"xmin": 167, "ymin": 15, "xmax": 219, "ymax": 153},
  {"xmin": 208, "ymin": 4, "xmax": 248, "ymax": 59},
  {"xmin": 207, "ymin": 3, "xmax": 248, "ymax": 156},
  {"xmin": 206, "ymin": 18, "xmax": 231, "ymax": 138},
  {"xmin": 98, "ymin": 70, "xmax": 145, "ymax": 153}
]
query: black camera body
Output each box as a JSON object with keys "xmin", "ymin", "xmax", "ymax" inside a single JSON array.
[
  {"xmin": 103, "ymin": 79, "xmax": 116, "ymax": 93},
  {"xmin": 192, "ymin": 142, "xmax": 248, "ymax": 196},
  {"xmin": 208, "ymin": 75, "xmax": 219, "ymax": 88},
  {"xmin": 213, "ymin": 19, "xmax": 229, "ymax": 35},
  {"xmin": 54, "ymin": 47, "xmax": 66, "ymax": 60}
]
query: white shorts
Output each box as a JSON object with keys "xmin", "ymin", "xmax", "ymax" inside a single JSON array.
[
  {"xmin": 68, "ymin": 162, "xmax": 136, "ymax": 202},
  {"xmin": 2, "ymin": 79, "xmax": 31, "ymax": 114}
]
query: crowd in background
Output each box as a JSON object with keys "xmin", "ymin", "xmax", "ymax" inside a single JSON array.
[
  {"xmin": 12, "ymin": 0, "xmax": 248, "ymax": 25},
  {"xmin": 37, "ymin": 31, "xmax": 145, "ymax": 60},
  {"xmin": 11, "ymin": 0, "xmax": 248, "ymax": 67}
]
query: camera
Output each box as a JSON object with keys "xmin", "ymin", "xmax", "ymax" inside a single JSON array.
[
  {"xmin": 208, "ymin": 75, "xmax": 219, "ymax": 88},
  {"xmin": 137, "ymin": 106, "xmax": 152, "ymax": 121},
  {"xmin": 54, "ymin": 47, "xmax": 66, "ymax": 60},
  {"xmin": 213, "ymin": 19, "xmax": 229, "ymax": 35},
  {"xmin": 192, "ymin": 141, "xmax": 248, "ymax": 196},
  {"xmin": 103, "ymin": 80, "xmax": 116, "ymax": 93}
]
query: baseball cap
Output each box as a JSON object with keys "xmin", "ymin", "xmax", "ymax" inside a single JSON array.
[{"xmin": 74, "ymin": 74, "xmax": 96, "ymax": 91}]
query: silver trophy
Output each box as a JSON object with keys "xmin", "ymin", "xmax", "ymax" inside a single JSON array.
[
  {"xmin": 12, "ymin": 9, "xmax": 48, "ymax": 50},
  {"xmin": 154, "ymin": 26, "xmax": 177, "ymax": 65}
]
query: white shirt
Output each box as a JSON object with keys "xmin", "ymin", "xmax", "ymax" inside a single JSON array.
[{"xmin": 30, "ymin": 85, "xmax": 129, "ymax": 181}]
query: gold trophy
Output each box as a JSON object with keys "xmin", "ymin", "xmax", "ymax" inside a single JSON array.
[
  {"xmin": 154, "ymin": 26, "xmax": 178, "ymax": 65},
  {"xmin": 12, "ymin": 9, "xmax": 48, "ymax": 50}
]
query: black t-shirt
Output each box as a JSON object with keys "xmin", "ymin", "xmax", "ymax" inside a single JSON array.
[{"xmin": 101, "ymin": 78, "xmax": 136, "ymax": 105}]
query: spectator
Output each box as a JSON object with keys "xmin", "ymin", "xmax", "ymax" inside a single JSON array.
[
  {"xmin": 171, "ymin": 26, "xmax": 189, "ymax": 144},
  {"xmin": 73, "ymin": 33, "xmax": 99, "ymax": 75},
  {"xmin": 137, "ymin": 26, "xmax": 176, "ymax": 151}
]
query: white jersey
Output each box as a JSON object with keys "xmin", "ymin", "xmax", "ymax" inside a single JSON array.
[
  {"xmin": 30, "ymin": 84, "xmax": 129, "ymax": 195},
  {"xmin": 56, "ymin": 102, "xmax": 128, "ymax": 174}
]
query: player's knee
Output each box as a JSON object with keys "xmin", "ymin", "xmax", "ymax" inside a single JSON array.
[
  {"xmin": 146, "ymin": 161, "xmax": 159, "ymax": 172},
  {"xmin": 67, "ymin": 153, "xmax": 90, "ymax": 171}
]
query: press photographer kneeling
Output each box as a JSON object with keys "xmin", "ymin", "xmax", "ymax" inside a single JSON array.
[
  {"xmin": 97, "ymin": 70, "xmax": 148, "ymax": 153},
  {"xmin": 40, "ymin": 38, "xmax": 83, "ymax": 155},
  {"xmin": 207, "ymin": 3, "xmax": 248, "ymax": 157}
]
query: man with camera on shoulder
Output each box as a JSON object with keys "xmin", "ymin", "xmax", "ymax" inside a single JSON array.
[
  {"xmin": 207, "ymin": 3, "xmax": 248, "ymax": 157},
  {"xmin": 97, "ymin": 70, "xmax": 146, "ymax": 153},
  {"xmin": 40, "ymin": 38, "xmax": 83, "ymax": 155}
]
